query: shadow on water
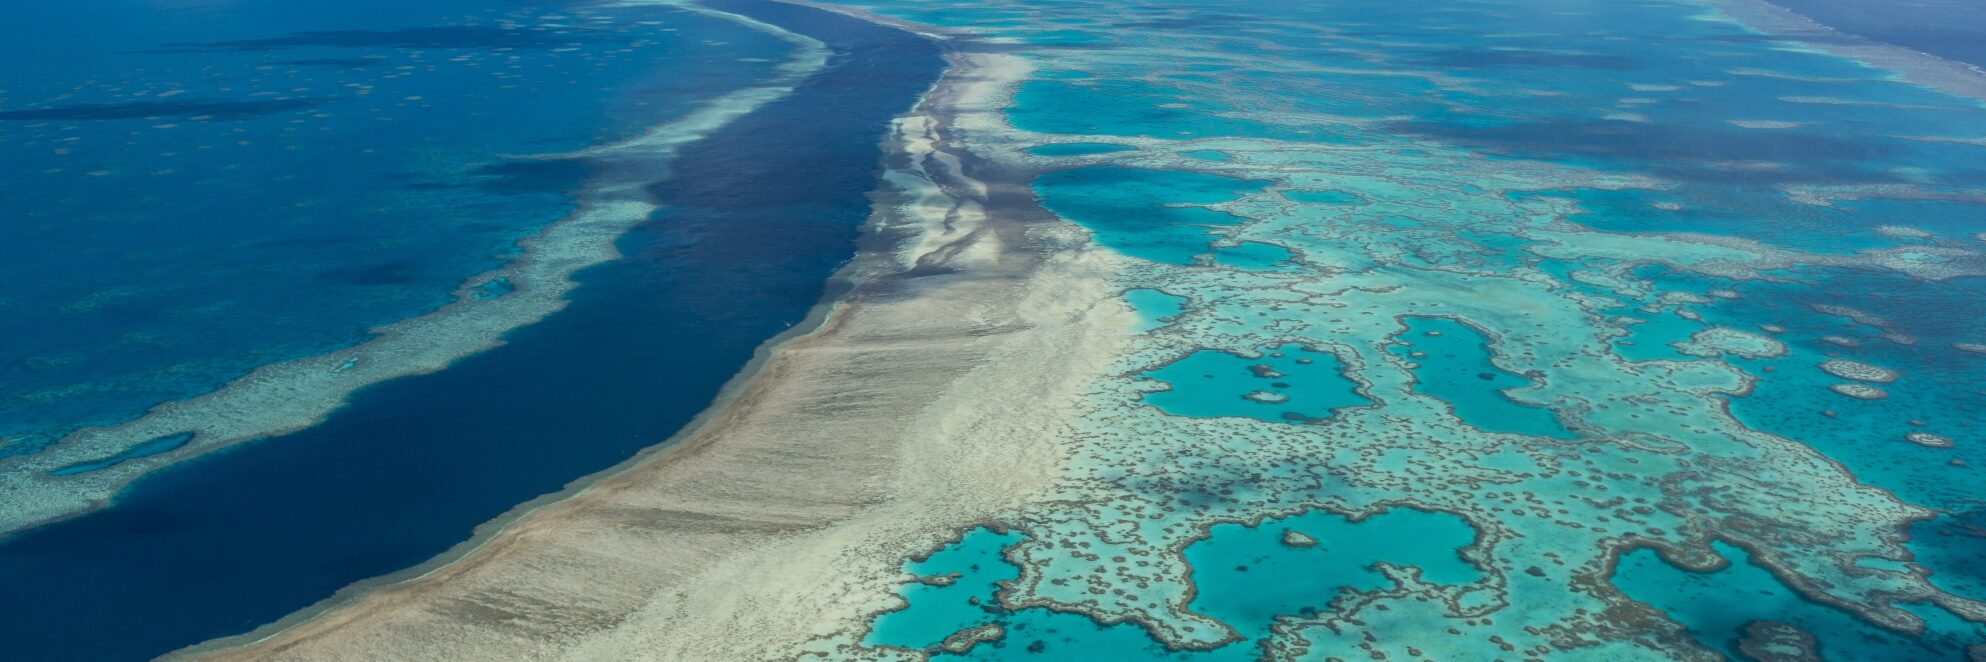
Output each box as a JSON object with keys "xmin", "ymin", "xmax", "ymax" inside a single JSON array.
[
  {"xmin": 467, "ymin": 158, "xmax": 598, "ymax": 196},
  {"xmin": 0, "ymin": 1, "xmax": 944, "ymax": 660}
]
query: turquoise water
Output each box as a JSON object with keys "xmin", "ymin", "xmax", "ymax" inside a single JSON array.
[
  {"xmin": 870, "ymin": 509, "xmax": 1479, "ymax": 659},
  {"xmin": 9, "ymin": 0, "xmax": 1985, "ymax": 655},
  {"xmin": 1210, "ymin": 241, "xmax": 1296, "ymax": 272},
  {"xmin": 866, "ymin": 528, "xmax": 1200, "ymax": 659},
  {"xmin": 833, "ymin": 0, "xmax": 1986, "ymax": 656},
  {"xmin": 1027, "ymin": 142, "xmax": 1137, "ymax": 157},
  {"xmin": 1141, "ymin": 344, "xmax": 1367, "ymax": 423},
  {"xmin": 865, "ymin": 528, "xmax": 1029, "ymax": 651},
  {"xmin": 1033, "ymin": 166, "xmax": 1268, "ymax": 264},
  {"xmin": 1124, "ymin": 289, "xmax": 1187, "ymax": 332},
  {"xmin": 1185, "ymin": 508, "xmax": 1481, "ymax": 644},
  {"xmin": 1388, "ymin": 316, "xmax": 1577, "ymax": 439},
  {"xmin": 1283, "ymin": 190, "xmax": 1364, "ymax": 206}
]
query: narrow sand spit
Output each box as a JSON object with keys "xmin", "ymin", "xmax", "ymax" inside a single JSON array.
[{"xmin": 183, "ymin": 22, "xmax": 1122, "ymax": 662}]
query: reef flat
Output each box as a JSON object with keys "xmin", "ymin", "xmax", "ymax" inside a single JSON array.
[
  {"xmin": 195, "ymin": 0, "xmax": 1986, "ymax": 659},
  {"xmin": 189, "ymin": 7, "xmax": 1091, "ymax": 658},
  {"xmin": 798, "ymin": 0, "xmax": 1986, "ymax": 657},
  {"xmin": 804, "ymin": 0, "xmax": 1986, "ymax": 657}
]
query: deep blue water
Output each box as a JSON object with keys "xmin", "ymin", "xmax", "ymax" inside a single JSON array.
[
  {"xmin": 1770, "ymin": 0, "xmax": 1986, "ymax": 69},
  {"xmin": 0, "ymin": 0, "xmax": 785, "ymax": 456},
  {"xmin": 0, "ymin": 1, "xmax": 942, "ymax": 659},
  {"xmin": 1615, "ymin": 542, "xmax": 1986, "ymax": 659}
]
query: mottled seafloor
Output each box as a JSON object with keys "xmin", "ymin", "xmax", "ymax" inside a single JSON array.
[{"xmin": 201, "ymin": 0, "xmax": 1986, "ymax": 660}]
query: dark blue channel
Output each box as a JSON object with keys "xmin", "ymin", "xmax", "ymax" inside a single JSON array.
[
  {"xmin": 1768, "ymin": 0, "xmax": 1986, "ymax": 69},
  {"xmin": 0, "ymin": 2, "xmax": 942, "ymax": 659}
]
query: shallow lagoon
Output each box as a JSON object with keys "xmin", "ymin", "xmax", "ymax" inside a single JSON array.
[
  {"xmin": 1033, "ymin": 166, "xmax": 1268, "ymax": 264},
  {"xmin": 1387, "ymin": 316, "xmax": 1576, "ymax": 439},
  {"xmin": 1026, "ymin": 142, "xmax": 1137, "ymax": 157},
  {"xmin": 1141, "ymin": 344, "xmax": 1366, "ymax": 423},
  {"xmin": 1124, "ymin": 288, "xmax": 1187, "ymax": 332},
  {"xmin": 871, "ymin": 508, "xmax": 1479, "ymax": 659},
  {"xmin": 837, "ymin": 0, "xmax": 1986, "ymax": 656}
]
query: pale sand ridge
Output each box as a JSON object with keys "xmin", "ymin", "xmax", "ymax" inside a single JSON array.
[{"xmin": 186, "ymin": 15, "xmax": 1121, "ymax": 660}]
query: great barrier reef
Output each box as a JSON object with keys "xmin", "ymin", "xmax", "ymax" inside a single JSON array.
[{"xmin": 4, "ymin": 0, "xmax": 1985, "ymax": 660}]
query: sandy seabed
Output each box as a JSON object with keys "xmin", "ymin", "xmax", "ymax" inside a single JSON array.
[{"xmin": 184, "ymin": 16, "xmax": 1115, "ymax": 660}]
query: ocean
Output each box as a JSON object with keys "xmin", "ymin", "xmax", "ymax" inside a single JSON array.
[
  {"xmin": 8, "ymin": 0, "xmax": 1986, "ymax": 658},
  {"xmin": 0, "ymin": 0, "xmax": 941, "ymax": 659}
]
